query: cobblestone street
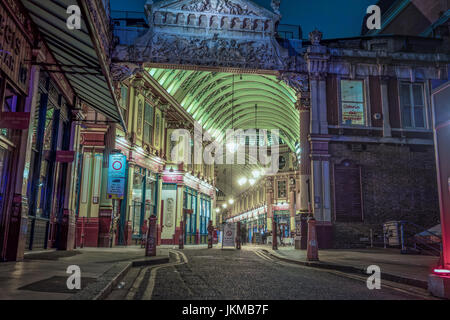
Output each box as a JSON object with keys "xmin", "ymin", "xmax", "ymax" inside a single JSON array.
[{"xmin": 107, "ymin": 248, "xmax": 435, "ymax": 300}]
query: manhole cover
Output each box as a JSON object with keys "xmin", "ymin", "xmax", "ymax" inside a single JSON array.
[{"xmin": 18, "ymin": 276, "xmax": 97, "ymax": 294}]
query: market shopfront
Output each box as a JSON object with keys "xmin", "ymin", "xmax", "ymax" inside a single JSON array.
[
  {"xmin": 0, "ymin": 0, "xmax": 34, "ymax": 261},
  {"xmin": 27, "ymin": 73, "xmax": 74, "ymax": 251},
  {"xmin": 183, "ymin": 186, "xmax": 198, "ymax": 245},
  {"xmin": 274, "ymin": 207, "xmax": 291, "ymax": 239},
  {"xmin": 130, "ymin": 166, "xmax": 156, "ymax": 243},
  {"xmin": 199, "ymin": 194, "xmax": 211, "ymax": 244}
]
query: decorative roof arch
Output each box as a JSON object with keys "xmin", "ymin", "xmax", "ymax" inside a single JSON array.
[{"xmin": 149, "ymin": 68, "xmax": 299, "ymax": 150}]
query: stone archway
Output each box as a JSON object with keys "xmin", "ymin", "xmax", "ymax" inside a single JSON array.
[{"xmin": 110, "ymin": 0, "xmax": 327, "ymax": 232}]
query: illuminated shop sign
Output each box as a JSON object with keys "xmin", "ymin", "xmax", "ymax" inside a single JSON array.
[{"xmin": 107, "ymin": 153, "xmax": 127, "ymax": 200}]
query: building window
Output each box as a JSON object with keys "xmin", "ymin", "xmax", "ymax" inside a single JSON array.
[
  {"xmin": 399, "ymin": 82, "xmax": 426, "ymax": 128},
  {"xmin": 277, "ymin": 180, "xmax": 287, "ymax": 199},
  {"xmin": 340, "ymin": 80, "xmax": 366, "ymax": 126},
  {"xmin": 143, "ymin": 102, "xmax": 154, "ymax": 145},
  {"xmin": 120, "ymin": 85, "xmax": 128, "ymax": 125}
]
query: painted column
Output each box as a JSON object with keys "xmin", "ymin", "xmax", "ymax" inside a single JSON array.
[
  {"xmin": 98, "ymin": 151, "xmax": 113, "ymax": 247},
  {"xmin": 123, "ymin": 161, "xmax": 135, "ymax": 245},
  {"xmin": 196, "ymin": 191, "xmax": 201, "ymax": 244},
  {"xmin": 289, "ymin": 176, "xmax": 296, "ymax": 234},
  {"xmin": 174, "ymin": 183, "xmax": 184, "ymax": 244},
  {"xmin": 155, "ymin": 173, "xmax": 163, "ymax": 245},
  {"xmin": 58, "ymin": 106, "xmax": 84, "ymax": 250},
  {"xmin": 8, "ymin": 56, "xmax": 42, "ymax": 260},
  {"xmin": 298, "ymin": 103, "xmax": 311, "ymax": 214},
  {"xmin": 266, "ymin": 177, "xmax": 274, "ymax": 232}
]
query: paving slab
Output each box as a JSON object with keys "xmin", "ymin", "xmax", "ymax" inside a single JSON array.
[{"xmin": 0, "ymin": 246, "xmax": 169, "ymax": 300}]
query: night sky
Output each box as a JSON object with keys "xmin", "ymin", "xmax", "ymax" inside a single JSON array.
[{"xmin": 110, "ymin": 0, "xmax": 376, "ymax": 39}]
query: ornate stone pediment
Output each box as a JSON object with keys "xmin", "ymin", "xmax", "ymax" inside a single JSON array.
[
  {"xmin": 113, "ymin": 0, "xmax": 307, "ymax": 72},
  {"xmin": 150, "ymin": 0, "xmax": 277, "ymax": 19}
]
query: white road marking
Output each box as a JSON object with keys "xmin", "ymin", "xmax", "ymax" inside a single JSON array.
[
  {"xmin": 141, "ymin": 250, "xmax": 188, "ymax": 300},
  {"xmin": 254, "ymin": 250, "xmax": 274, "ymax": 262}
]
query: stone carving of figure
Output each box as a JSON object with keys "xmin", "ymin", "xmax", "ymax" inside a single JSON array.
[
  {"xmin": 199, "ymin": 15, "xmax": 208, "ymax": 28},
  {"xmin": 243, "ymin": 18, "xmax": 252, "ymax": 30},
  {"xmin": 210, "ymin": 16, "xmax": 220, "ymax": 29},
  {"xmin": 222, "ymin": 16, "xmax": 230, "ymax": 29},
  {"xmin": 188, "ymin": 14, "xmax": 197, "ymax": 26},
  {"xmin": 166, "ymin": 12, "xmax": 176, "ymax": 24},
  {"xmin": 177, "ymin": 13, "xmax": 185, "ymax": 25},
  {"xmin": 232, "ymin": 18, "xmax": 242, "ymax": 30},
  {"xmin": 154, "ymin": 11, "xmax": 164, "ymax": 24},
  {"xmin": 210, "ymin": 0, "xmax": 219, "ymax": 10},
  {"xmin": 271, "ymin": 0, "xmax": 281, "ymax": 15},
  {"xmin": 255, "ymin": 19, "xmax": 264, "ymax": 31},
  {"xmin": 309, "ymin": 29, "xmax": 323, "ymax": 46}
]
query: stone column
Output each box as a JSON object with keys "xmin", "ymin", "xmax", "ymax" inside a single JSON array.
[
  {"xmin": 298, "ymin": 103, "xmax": 311, "ymax": 214},
  {"xmin": 380, "ymin": 76, "xmax": 392, "ymax": 137},
  {"xmin": 304, "ymin": 30, "xmax": 333, "ymax": 249},
  {"xmin": 309, "ymin": 135, "xmax": 333, "ymax": 248}
]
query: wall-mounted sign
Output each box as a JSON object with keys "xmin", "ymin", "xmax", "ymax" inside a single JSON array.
[
  {"xmin": 55, "ymin": 150, "xmax": 75, "ymax": 163},
  {"xmin": 0, "ymin": 112, "xmax": 30, "ymax": 129},
  {"xmin": 162, "ymin": 173, "xmax": 184, "ymax": 184},
  {"xmin": 273, "ymin": 204, "xmax": 289, "ymax": 211},
  {"xmin": 107, "ymin": 153, "xmax": 127, "ymax": 199}
]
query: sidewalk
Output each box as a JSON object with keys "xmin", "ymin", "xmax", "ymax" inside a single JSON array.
[
  {"xmin": 0, "ymin": 246, "xmax": 169, "ymax": 300},
  {"xmin": 245, "ymin": 245, "xmax": 440, "ymax": 289}
]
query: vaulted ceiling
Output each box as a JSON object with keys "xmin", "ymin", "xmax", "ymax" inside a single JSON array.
[
  {"xmin": 148, "ymin": 68, "xmax": 299, "ymax": 150},
  {"xmin": 148, "ymin": 68, "xmax": 299, "ymax": 196}
]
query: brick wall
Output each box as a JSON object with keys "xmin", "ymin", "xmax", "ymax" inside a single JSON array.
[{"xmin": 329, "ymin": 142, "xmax": 440, "ymax": 248}]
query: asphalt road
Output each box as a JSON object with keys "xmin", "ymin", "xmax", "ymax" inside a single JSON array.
[{"xmin": 109, "ymin": 247, "xmax": 431, "ymax": 300}]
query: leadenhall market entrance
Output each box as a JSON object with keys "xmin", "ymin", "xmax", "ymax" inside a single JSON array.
[
  {"xmin": 111, "ymin": 0, "xmax": 305, "ymax": 245},
  {"xmin": 110, "ymin": 0, "xmax": 449, "ymax": 249}
]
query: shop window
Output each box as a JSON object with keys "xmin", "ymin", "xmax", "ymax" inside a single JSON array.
[
  {"xmin": 399, "ymin": 82, "xmax": 426, "ymax": 129},
  {"xmin": 131, "ymin": 168, "xmax": 144, "ymax": 238},
  {"xmin": 35, "ymin": 104, "xmax": 55, "ymax": 217},
  {"xmin": 1, "ymin": 84, "xmax": 20, "ymax": 138},
  {"xmin": 340, "ymin": 80, "xmax": 366, "ymax": 126},
  {"xmin": 143, "ymin": 102, "xmax": 154, "ymax": 145}
]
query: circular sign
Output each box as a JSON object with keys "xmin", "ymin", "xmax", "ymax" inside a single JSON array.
[
  {"xmin": 112, "ymin": 161, "xmax": 123, "ymax": 171},
  {"xmin": 226, "ymin": 230, "xmax": 232, "ymax": 237}
]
